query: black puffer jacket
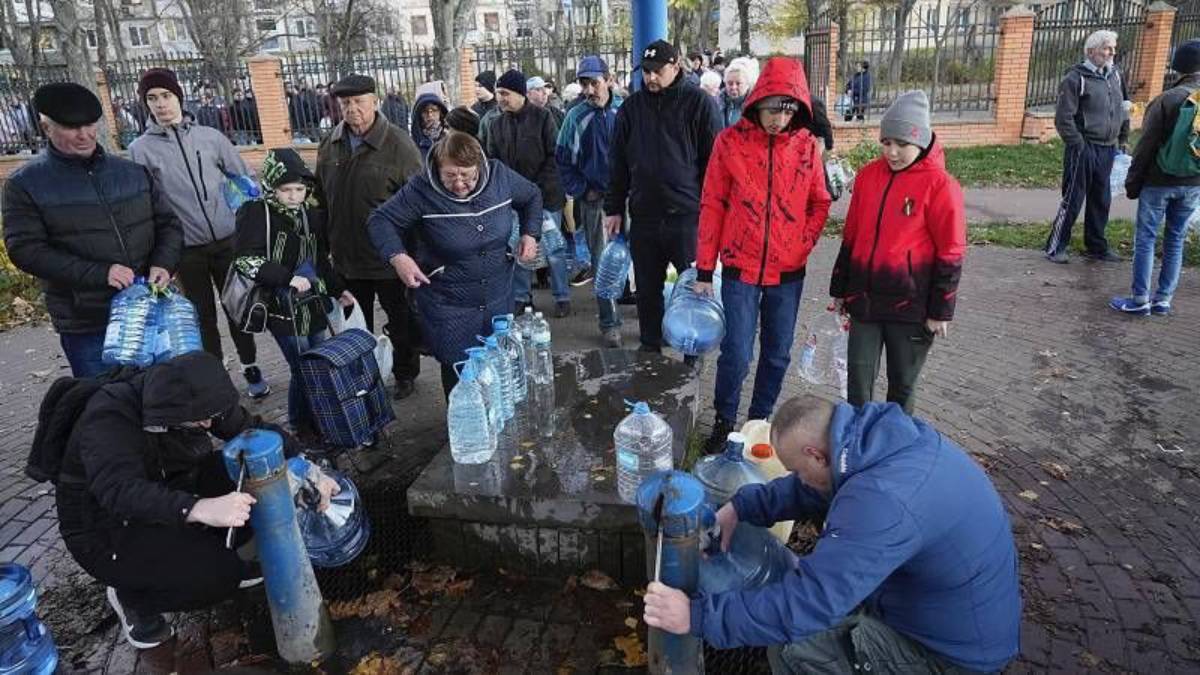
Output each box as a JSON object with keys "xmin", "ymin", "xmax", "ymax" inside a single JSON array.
[
  {"xmin": 2, "ymin": 146, "xmax": 184, "ymax": 333},
  {"xmin": 55, "ymin": 352, "xmax": 293, "ymax": 544},
  {"xmin": 485, "ymin": 102, "xmax": 566, "ymax": 212}
]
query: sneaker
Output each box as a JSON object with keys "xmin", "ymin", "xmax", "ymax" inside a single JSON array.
[
  {"xmin": 106, "ymin": 586, "xmax": 174, "ymax": 649},
  {"xmin": 243, "ymin": 365, "xmax": 271, "ymax": 399},
  {"xmin": 393, "ymin": 378, "xmax": 415, "ymax": 401},
  {"xmin": 238, "ymin": 576, "xmax": 264, "ymax": 589},
  {"xmin": 1151, "ymin": 300, "xmax": 1172, "ymax": 316},
  {"xmin": 1045, "ymin": 251, "xmax": 1069, "ymax": 264},
  {"xmin": 602, "ymin": 328, "xmax": 623, "ymax": 348},
  {"xmin": 704, "ymin": 417, "xmax": 737, "ymax": 455},
  {"xmin": 554, "ymin": 301, "xmax": 571, "ymax": 318},
  {"xmin": 570, "ymin": 268, "xmax": 594, "ymax": 287},
  {"xmin": 1083, "ymin": 250, "xmax": 1122, "ymax": 262},
  {"xmin": 1109, "ymin": 296, "xmax": 1150, "ymax": 315}
]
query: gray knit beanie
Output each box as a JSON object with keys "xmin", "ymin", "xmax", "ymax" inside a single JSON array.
[{"xmin": 880, "ymin": 90, "xmax": 932, "ymax": 149}]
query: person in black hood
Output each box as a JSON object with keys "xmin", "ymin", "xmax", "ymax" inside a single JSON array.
[
  {"xmin": 411, "ymin": 89, "xmax": 449, "ymax": 156},
  {"xmin": 473, "ymin": 70, "xmax": 498, "ymax": 118},
  {"xmin": 53, "ymin": 351, "xmax": 337, "ymax": 650}
]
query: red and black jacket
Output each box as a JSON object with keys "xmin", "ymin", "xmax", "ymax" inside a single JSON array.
[
  {"xmin": 696, "ymin": 57, "xmax": 832, "ymax": 286},
  {"xmin": 829, "ymin": 139, "xmax": 966, "ymax": 323}
]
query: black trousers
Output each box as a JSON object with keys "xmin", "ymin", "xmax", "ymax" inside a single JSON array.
[
  {"xmin": 343, "ymin": 277, "xmax": 422, "ymax": 382},
  {"xmin": 1046, "ymin": 142, "xmax": 1116, "ymax": 256},
  {"xmin": 63, "ymin": 453, "xmax": 257, "ymax": 615},
  {"xmin": 846, "ymin": 318, "xmax": 934, "ymax": 415},
  {"xmin": 629, "ymin": 213, "xmax": 698, "ymax": 349},
  {"xmin": 440, "ymin": 362, "xmax": 457, "ymax": 401},
  {"xmin": 177, "ymin": 237, "xmax": 257, "ymax": 365}
]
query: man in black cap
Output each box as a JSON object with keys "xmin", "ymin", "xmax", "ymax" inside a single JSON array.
[
  {"xmin": 2, "ymin": 83, "xmax": 183, "ymax": 378},
  {"xmin": 604, "ymin": 39, "xmax": 722, "ymax": 353},
  {"xmin": 315, "ymin": 73, "xmax": 426, "ymax": 399}
]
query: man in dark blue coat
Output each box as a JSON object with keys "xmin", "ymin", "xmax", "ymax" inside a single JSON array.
[{"xmin": 644, "ymin": 395, "xmax": 1021, "ymax": 674}]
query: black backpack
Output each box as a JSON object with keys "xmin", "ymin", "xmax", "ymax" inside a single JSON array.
[{"xmin": 26, "ymin": 367, "xmax": 140, "ymax": 484}]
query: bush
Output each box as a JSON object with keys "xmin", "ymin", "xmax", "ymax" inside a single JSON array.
[{"xmin": 0, "ymin": 238, "xmax": 46, "ymax": 329}]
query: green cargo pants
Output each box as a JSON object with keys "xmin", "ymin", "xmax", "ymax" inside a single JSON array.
[
  {"xmin": 846, "ymin": 318, "xmax": 935, "ymax": 415},
  {"xmin": 766, "ymin": 613, "xmax": 980, "ymax": 674}
]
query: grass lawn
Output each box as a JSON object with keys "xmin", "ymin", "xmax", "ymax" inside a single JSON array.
[{"xmin": 0, "ymin": 240, "xmax": 46, "ymax": 330}]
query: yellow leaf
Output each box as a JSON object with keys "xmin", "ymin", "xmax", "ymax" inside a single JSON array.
[
  {"xmin": 624, "ymin": 617, "xmax": 638, "ymax": 629},
  {"xmin": 613, "ymin": 633, "xmax": 648, "ymax": 667}
]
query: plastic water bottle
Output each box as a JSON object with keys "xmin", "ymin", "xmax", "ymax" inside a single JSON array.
[
  {"xmin": 692, "ymin": 432, "xmax": 768, "ymax": 506},
  {"xmin": 102, "ymin": 278, "xmax": 157, "ymax": 367},
  {"xmin": 0, "ymin": 563, "xmax": 58, "ymax": 675},
  {"xmin": 287, "ymin": 458, "xmax": 371, "ymax": 568},
  {"xmin": 614, "ymin": 401, "xmax": 674, "ymax": 503},
  {"xmin": 510, "ymin": 214, "xmax": 549, "ymax": 270},
  {"xmin": 595, "ymin": 233, "xmax": 632, "ymax": 300},
  {"xmin": 482, "ymin": 335, "xmax": 515, "ymax": 421},
  {"xmin": 156, "ymin": 288, "xmax": 203, "ymax": 362},
  {"xmin": 492, "ymin": 317, "xmax": 527, "ymax": 404},
  {"xmin": 448, "ymin": 361, "xmax": 498, "ymax": 464},
  {"xmin": 222, "ymin": 174, "xmax": 261, "ymax": 213},
  {"xmin": 540, "ymin": 213, "xmax": 566, "ymax": 256},
  {"xmin": 529, "ymin": 312, "xmax": 555, "ymax": 438},
  {"xmin": 465, "ymin": 346, "xmax": 503, "ymax": 434},
  {"xmin": 1110, "ymin": 153, "xmax": 1132, "ymax": 197},
  {"xmin": 663, "ymin": 266, "xmax": 726, "ymax": 356},
  {"xmin": 514, "ymin": 306, "xmax": 538, "ymax": 387}
]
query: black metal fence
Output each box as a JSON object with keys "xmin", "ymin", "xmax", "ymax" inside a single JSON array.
[
  {"xmin": 280, "ymin": 42, "xmax": 438, "ymax": 144},
  {"xmin": 1026, "ymin": 0, "xmax": 1147, "ymax": 109},
  {"xmin": 0, "ymin": 64, "xmax": 69, "ymax": 155},
  {"xmin": 804, "ymin": 13, "xmax": 833, "ymax": 105},
  {"xmin": 1165, "ymin": 0, "xmax": 1200, "ymax": 89},
  {"xmin": 834, "ymin": 2, "xmax": 1001, "ymax": 119},
  {"xmin": 471, "ymin": 36, "xmax": 634, "ymax": 95}
]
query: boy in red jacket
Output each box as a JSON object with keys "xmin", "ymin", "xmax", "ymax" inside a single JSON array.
[
  {"xmin": 695, "ymin": 57, "xmax": 832, "ymax": 452},
  {"xmin": 829, "ymin": 90, "xmax": 966, "ymax": 414}
]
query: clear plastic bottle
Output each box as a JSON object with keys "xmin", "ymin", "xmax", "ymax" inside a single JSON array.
[
  {"xmin": 691, "ymin": 432, "xmax": 768, "ymax": 506},
  {"xmin": 465, "ymin": 346, "xmax": 503, "ymax": 434},
  {"xmin": 594, "ymin": 233, "xmax": 632, "ymax": 300},
  {"xmin": 447, "ymin": 361, "xmax": 498, "ymax": 464},
  {"xmin": 530, "ymin": 312, "xmax": 555, "ymax": 438},
  {"xmin": 663, "ymin": 266, "xmax": 726, "ymax": 356},
  {"xmin": 102, "ymin": 278, "xmax": 157, "ymax": 367},
  {"xmin": 491, "ymin": 317, "xmax": 527, "ymax": 404},
  {"xmin": 614, "ymin": 401, "xmax": 674, "ymax": 503},
  {"xmin": 0, "ymin": 563, "xmax": 58, "ymax": 675},
  {"xmin": 540, "ymin": 213, "xmax": 566, "ymax": 256},
  {"xmin": 221, "ymin": 174, "xmax": 262, "ymax": 213},
  {"xmin": 157, "ymin": 288, "xmax": 203, "ymax": 362},
  {"xmin": 514, "ymin": 306, "xmax": 538, "ymax": 390},
  {"xmin": 482, "ymin": 335, "xmax": 515, "ymax": 421}
]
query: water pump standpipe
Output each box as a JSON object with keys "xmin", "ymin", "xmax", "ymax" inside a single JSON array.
[
  {"xmin": 637, "ymin": 470, "xmax": 706, "ymax": 674},
  {"xmin": 223, "ymin": 430, "xmax": 335, "ymax": 663}
]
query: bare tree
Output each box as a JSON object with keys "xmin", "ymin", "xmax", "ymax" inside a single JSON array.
[
  {"xmin": 0, "ymin": 0, "xmax": 31, "ymax": 67},
  {"xmin": 45, "ymin": 0, "xmax": 116, "ymax": 148},
  {"xmin": 306, "ymin": 0, "xmax": 389, "ymax": 75},
  {"xmin": 429, "ymin": 0, "xmax": 477, "ymax": 95},
  {"xmin": 915, "ymin": 0, "xmax": 982, "ymax": 107},
  {"xmin": 25, "ymin": 0, "xmax": 44, "ymax": 66},
  {"xmin": 886, "ymin": 0, "xmax": 919, "ymax": 87},
  {"xmin": 175, "ymin": 0, "xmax": 269, "ymax": 97}
]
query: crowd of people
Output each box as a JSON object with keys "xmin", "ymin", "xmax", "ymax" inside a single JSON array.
[{"xmin": 9, "ymin": 26, "xmax": 1200, "ymax": 673}]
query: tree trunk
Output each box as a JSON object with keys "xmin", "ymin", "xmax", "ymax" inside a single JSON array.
[
  {"xmin": 47, "ymin": 0, "xmax": 112, "ymax": 149},
  {"xmin": 697, "ymin": 0, "xmax": 713, "ymax": 52},
  {"xmin": 429, "ymin": 0, "xmax": 461, "ymax": 95},
  {"xmin": 101, "ymin": 0, "xmax": 127, "ymax": 63},
  {"xmin": 92, "ymin": 0, "xmax": 108, "ymax": 72},
  {"xmin": 736, "ymin": 0, "xmax": 750, "ymax": 54},
  {"xmin": 25, "ymin": 0, "xmax": 41, "ymax": 66},
  {"xmin": 888, "ymin": 1, "xmax": 916, "ymax": 87},
  {"xmin": 0, "ymin": 0, "xmax": 31, "ymax": 67}
]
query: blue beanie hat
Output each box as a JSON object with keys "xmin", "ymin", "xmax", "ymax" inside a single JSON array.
[{"xmin": 1172, "ymin": 39, "xmax": 1200, "ymax": 75}]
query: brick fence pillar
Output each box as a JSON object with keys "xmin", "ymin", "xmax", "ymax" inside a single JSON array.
[
  {"xmin": 827, "ymin": 22, "xmax": 840, "ymax": 105},
  {"xmin": 459, "ymin": 47, "xmax": 477, "ymax": 107},
  {"xmin": 995, "ymin": 6, "xmax": 1036, "ymax": 144},
  {"xmin": 94, "ymin": 68, "xmax": 120, "ymax": 150},
  {"xmin": 1133, "ymin": 1, "xmax": 1177, "ymax": 104},
  {"xmin": 248, "ymin": 56, "xmax": 292, "ymax": 149}
]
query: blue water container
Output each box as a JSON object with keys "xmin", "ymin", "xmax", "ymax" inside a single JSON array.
[
  {"xmin": 287, "ymin": 458, "xmax": 371, "ymax": 568},
  {"xmin": 662, "ymin": 267, "xmax": 725, "ymax": 356},
  {"xmin": 155, "ymin": 288, "xmax": 203, "ymax": 363},
  {"xmin": 594, "ymin": 234, "xmax": 632, "ymax": 300},
  {"xmin": 222, "ymin": 174, "xmax": 262, "ymax": 213},
  {"xmin": 691, "ymin": 432, "xmax": 767, "ymax": 507},
  {"xmin": 101, "ymin": 279, "xmax": 157, "ymax": 367},
  {"xmin": 0, "ymin": 563, "xmax": 57, "ymax": 675},
  {"xmin": 698, "ymin": 517, "xmax": 797, "ymax": 595}
]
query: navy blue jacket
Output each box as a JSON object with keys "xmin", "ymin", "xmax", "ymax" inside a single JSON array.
[
  {"xmin": 554, "ymin": 93, "xmax": 623, "ymax": 198},
  {"xmin": 691, "ymin": 403, "xmax": 1021, "ymax": 673},
  {"xmin": 846, "ymin": 70, "xmax": 872, "ymax": 105},
  {"xmin": 367, "ymin": 158, "xmax": 542, "ymax": 365}
]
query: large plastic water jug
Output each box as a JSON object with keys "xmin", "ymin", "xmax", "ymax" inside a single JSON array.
[
  {"xmin": 221, "ymin": 174, "xmax": 261, "ymax": 213},
  {"xmin": 614, "ymin": 401, "xmax": 674, "ymax": 503},
  {"xmin": 288, "ymin": 458, "xmax": 371, "ymax": 568},
  {"xmin": 595, "ymin": 233, "xmax": 632, "ymax": 300},
  {"xmin": 481, "ymin": 335, "xmax": 515, "ymax": 421},
  {"xmin": 692, "ymin": 432, "xmax": 767, "ymax": 506},
  {"xmin": 155, "ymin": 287, "xmax": 203, "ymax": 363},
  {"xmin": 663, "ymin": 267, "xmax": 725, "ymax": 356},
  {"xmin": 448, "ymin": 360, "xmax": 498, "ymax": 464},
  {"xmin": 465, "ymin": 346, "xmax": 503, "ymax": 433},
  {"xmin": 739, "ymin": 420, "xmax": 794, "ymax": 544},
  {"xmin": 101, "ymin": 279, "xmax": 158, "ymax": 367},
  {"xmin": 0, "ymin": 563, "xmax": 58, "ymax": 675},
  {"xmin": 698, "ymin": 519, "xmax": 797, "ymax": 595}
]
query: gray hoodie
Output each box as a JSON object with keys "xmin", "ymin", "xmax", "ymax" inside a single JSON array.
[
  {"xmin": 128, "ymin": 119, "xmax": 250, "ymax": 247},
  {"xmin": 1054, "ymin": 61, "xmax": 1130, "ymax": 148}
]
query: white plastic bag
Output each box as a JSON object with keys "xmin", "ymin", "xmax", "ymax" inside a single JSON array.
[
  {"xmin": 374, "ymin": 334, "xmax": 394, "ymax": 385},
  {"xmin": 328, "ymin": 299, "xmax": 368, "ymax": 334},
  {"xmin": 825, "ymin": 159, "xmax": 855, "ymax": 201},
  {"xmin": 798, "ymin": 310, "xmax": 849, "ymax": 399},
  {"xmin": 1110, "ymin": 153, "xmax": 1132, "ymax": 197}
]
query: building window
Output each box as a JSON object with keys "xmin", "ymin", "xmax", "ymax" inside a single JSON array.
[
  {"xmin": 295, "ymin": 19, "xmax": 308, "ymax": 37},
  {"xmin": 484, "ymin": 11, "xmax": 499, "ymax": 31},
  {"xmin": 165, "ymin": 18, "xmax": 189, "ymax": 41},
  {"xmin": 516, "ymin": 27, "xmax": 532, "ymax": 37},
  {"xmin": 85, "ymin": 29, "xmax": 97, "ymax": 48},
  {"xmin": 128, "ymin": 26, "xmax": 150, "ymax": 47},
  {"xmin": 514, "ymin": 8, "xmax": 528, "ymax": 21},
  {"xmin": 256, "ymin": 18, "xmax": 277, "ymax": 32},
  {"xmin": 410, "ymin": 15, "xmax": 428, "ymax": 36},
  {"xmin": 462, "ymin": 12, "xmax": 476, "ymax": 31},
  {"xmin": 262, "ymin": 36, "xmax": 280, "ymax": 50}
]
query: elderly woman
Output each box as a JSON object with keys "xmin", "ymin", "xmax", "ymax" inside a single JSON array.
[
  {"xmin": 368, "ymin": 131, "xmax": 543, "ymax": 396},
  {"xmin": 719, "ymin": 57, "xmax": 759, "ymax": 128},
  {"xmin": 700, "ymin": 70, "xmax": 723, "ymax": 99}
]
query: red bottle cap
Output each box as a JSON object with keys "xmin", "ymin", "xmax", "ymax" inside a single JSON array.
[{"xmin": 750, "ymin": 443, "xmax": 774, "ymax": 459}]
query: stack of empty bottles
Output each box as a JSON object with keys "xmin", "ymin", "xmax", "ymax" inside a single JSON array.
[
  {"xmin": 103, "ymin": 280, "xmax": 203, "ymax": 368},
  {"xmin": 508, "ymin": 213, "xmax": 566, "ymax": 270}
]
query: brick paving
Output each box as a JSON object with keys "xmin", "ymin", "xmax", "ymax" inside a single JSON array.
[{"xmin": 1, "ymin": 239, "xmax": 1198, "ymax": 673}]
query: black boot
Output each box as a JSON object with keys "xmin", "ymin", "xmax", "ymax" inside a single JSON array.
[{"xmin": 704, "ymin": 416, "xmax": 736, "ymax": 455}]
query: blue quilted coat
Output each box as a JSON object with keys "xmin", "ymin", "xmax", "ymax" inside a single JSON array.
[{"xmin": 368, "ymin": 157, "xmax": 542, "ymax": 365}]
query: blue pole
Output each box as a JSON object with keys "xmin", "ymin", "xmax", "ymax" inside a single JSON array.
[
  {"xmin": 224, "ymin": 430, "xmax": 334, "ymax": 663},
  {"xmin": 630, "ymin": 0, "xmax": 668, "ymax": 91}
]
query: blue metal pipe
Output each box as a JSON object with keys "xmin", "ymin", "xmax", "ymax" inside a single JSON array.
[
  {"xmin": 630, "ymin": 0, "xmax": 668, "ymax": 91},
  {"xmin": 224, "ymin": 430, "xmax": 334, "ymax": 663}
]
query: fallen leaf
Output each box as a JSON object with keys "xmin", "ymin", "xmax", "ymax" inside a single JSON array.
[
  {"xmin": 1030, "ymin": 542, "xmax": 1044, "ymax": 550},
  {"xmin": 624, "ymin": 617, "xmax": 638, "ymax": 629},
  {"xmin": 411, "ymin": 565, "xmax": 459, "ymax": 596},
  {"xmin": 1018, "ymin": 490, "xmax": 1039, "ymax": 501},
  {"xmin": 613, "ymin": 632, "xmax": 648, "ymax": 667},
  {"xmin": 580, "ymin": 569, "xmax": 618, "ymax": 591},
  {"xmin": 1038, "ymin": 516, "xmax": 1085, "ymax": 535},
  {"xmin": 350, "ymin": 652, "xmax": 410, "ymax": 675},
  {"xmin": 327, "ymin": 587, "xmax": 412, "ymax": 626},
  {"xmin": 445, "ymin": 578, "xmax": 474, "ymax": 597},
  {"xmin": 1078, "ymin": 651, "xmax": 1102, "ymax": 668}
]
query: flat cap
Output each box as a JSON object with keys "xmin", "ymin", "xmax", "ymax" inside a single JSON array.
[
  {"xmin": 33, "ymin": 82, "xmax": 103, "ymax": 127},
  {"xmin": 332, "ymin": 74, "xmax": 377, "ymax": 98}
]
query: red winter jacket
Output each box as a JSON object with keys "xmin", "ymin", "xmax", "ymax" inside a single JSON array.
[
  {"xmin": 829, "ymin": 139, "xmax": 966, "ymax": 323},
  {"xmin": 696, "ymin": 57, "xmax": 831, "ymax": 286}
]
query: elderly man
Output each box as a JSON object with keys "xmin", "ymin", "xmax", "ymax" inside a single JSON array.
[
  {"xmin": 487, "ymin": 69, "xmax": 572, "ymax": 318},
  {"xmin": 527, "ymin": 76, "xmax": 565, "ymax": 127},
  {"xmin": 316, "ymin": 74, "xmax": 425, "ymax": 399},
  {"xmin": 129, "ymin": 67, "xmax": 269, "ymax": 398},
  {"xmin": 2, "ymin": 83, "xmax": 182, "ymax": 377},
  {"xmin": 604, "ymin": 40, "xmax": 722, "ymax": 353},
  {"xmin": 556, "ymin": 56, "xmax": 625, "ymax": 346},
  {"xmin": 643, "ymin": 395, "xmax": 1021, "ymax": 674},
  {"xmin": 1046, "ymin": 29, "xmax": 1130, "ymax": 264}
]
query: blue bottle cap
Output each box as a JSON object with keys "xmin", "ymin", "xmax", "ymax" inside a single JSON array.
[
  {"xmin": 625, "ymin": 399, "xmax": 651, "ymax": 415},
  {"xmin": 223, "ymin": 429, "xmax": 285, "ymax": 482},
  {"xmin": 636, "ymin": 471, "xmax": 706, "ymax": 537}
]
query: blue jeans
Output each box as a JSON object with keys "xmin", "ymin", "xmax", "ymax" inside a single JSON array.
[
  {"xmin": 1131, "ymin": 185, "xmax": 1200, "ymax": 304},
  {"xmin": 271, "ymin": 329, "xmax": 327, "ymax": 432},
  {"xmin": 513, "ymin": 210, "xmax": 570, "ymax": 304},
  {"xmin": 579, "ymin": 197, "xmax": 620, "ymax": 330},
  {"xmin": 60, "ymin": 331, "xmax": 107, "ymax": 378},
  {"xmin": 714, "ymin": 276, "xmax": 804, "ymax": 423}
]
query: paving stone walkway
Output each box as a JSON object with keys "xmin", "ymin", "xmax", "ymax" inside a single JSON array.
[{"xmin": 1, "ymin": 239, "xmax": 1198, "ymax": 673}]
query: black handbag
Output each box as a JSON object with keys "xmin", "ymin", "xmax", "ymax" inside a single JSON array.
[{"xmin": 220, "ymin": 201, "xmax": 272, "ymax": 334}]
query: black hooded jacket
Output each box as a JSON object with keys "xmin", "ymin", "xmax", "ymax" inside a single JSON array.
[{"xmin": 55, "ymin": 352, "xmax": 291, "ymax": 543}]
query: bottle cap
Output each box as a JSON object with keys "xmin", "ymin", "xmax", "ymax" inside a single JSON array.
[{"xmin": 750, "ymin": 443, "xmax": 774, "ymax": 459}]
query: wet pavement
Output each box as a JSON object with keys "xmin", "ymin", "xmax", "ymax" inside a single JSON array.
[{"xmin": 1, "ymin": 238, "xmax": 1199, "ymax": 672}]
